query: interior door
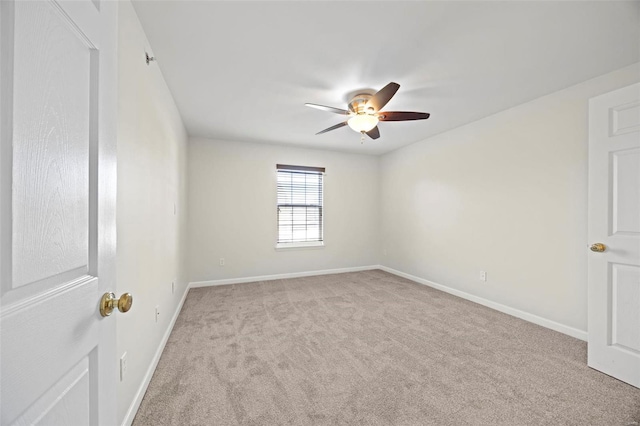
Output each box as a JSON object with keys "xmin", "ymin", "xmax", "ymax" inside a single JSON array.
[
  {"xmin": 0, "ymin": 0, "xmax": 119, "ymax": 424},
  {"xmin": 588, "ymin": 82, "xmax": 640, "ymax": 389}
]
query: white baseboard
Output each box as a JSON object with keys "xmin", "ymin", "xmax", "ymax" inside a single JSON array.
[
  {"xmin": 189, "ymin": 265, "xmax": 379, "ymax": 288},
  {"xmin": 379, "ymin": 265, "xmax": 588, "ymax": 341},
  {"xmin": 121, "ymin": 284, "xmax": 191, "ymax": 426}
]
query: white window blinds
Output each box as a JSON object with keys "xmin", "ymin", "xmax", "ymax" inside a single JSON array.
[{"xmin": 277, "ymin": 164, "xmax": 325, "ymax": 244}]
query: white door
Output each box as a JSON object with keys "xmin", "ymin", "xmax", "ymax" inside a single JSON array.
[
  {"xmin": 588, "ymin": 82, "xmax": 640, "ymax": 389},
  {"xmin": 1, "ymin": 0, "xmax": 120, "ymax": 424}
]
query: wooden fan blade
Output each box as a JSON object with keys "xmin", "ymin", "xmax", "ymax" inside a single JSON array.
[
  {"xmin": 378, "ymin": 111, "xmax": 430, "ymax": 121},
  {"xmin": 366, "ymin": 126, "xmax": 380, "ymax": 139},
  {"xmin": 305, "ymin": 103, "xmax": 349, "ymax": 115},
  {"xmin": 316, "ymin": 121, "xmax": 348, "ymax": 135},
  {"xmin": 367, "ymin": 82, "xmax": 400, "ymax": 112}
]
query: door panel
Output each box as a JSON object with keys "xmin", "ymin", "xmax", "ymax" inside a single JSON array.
[
  {"xmin": 588, "ymin": 82, "xmax": 640, "ymax": 388},
  {"xmin": 12, "ymin": 356, "xmax": 92, "ymax": 426},
  {"xmin": 0, "ymin": 0, "xmax": 118, "ymax": 424},
  {"xmin": 611, "ymin": 263, "xmax": 640, "ymax": 353},
  {"xmin": 12, "ymin": 0, "xmax": 93, "ymax": 288},
  {"xmin": 611, "ymin": 101, "xmax": 640, "ymax": 136},
  {"xmin": 1, "ymin": 276, "xmax": 99, "ymax": 423},
  {"xmin": 611, "ymin": 148, "xmax": 640, "ymax": 235}
]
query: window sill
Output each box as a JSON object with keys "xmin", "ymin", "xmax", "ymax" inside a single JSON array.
[{"xmin": 275, "ymin": 241, "xmax": 325, "ymax": 251}]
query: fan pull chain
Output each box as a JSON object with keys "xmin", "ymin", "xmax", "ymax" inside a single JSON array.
[{"xmin": 360, "ymin": 131, "xmax": 365, "ymax": 144}]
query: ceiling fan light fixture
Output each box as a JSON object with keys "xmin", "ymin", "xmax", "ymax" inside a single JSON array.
[{"xmin": 347, "ymin": 114, "xmax": 379, "ymax": 133}]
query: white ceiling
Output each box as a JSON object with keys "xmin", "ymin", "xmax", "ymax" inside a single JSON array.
[{"xmin": 131, "ymin": 1, "xmax": 640, "ymax": 155}]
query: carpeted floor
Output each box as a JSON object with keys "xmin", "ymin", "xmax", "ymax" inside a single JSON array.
[{"xmin": 133, "ymin": 270, "xmax": 640, "ymax": 425}]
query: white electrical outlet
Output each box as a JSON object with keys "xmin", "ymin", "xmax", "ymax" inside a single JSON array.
[
  {"xmin": 219, "ymin": 258, "xmax": 225, "ymax": 266},
  {"xmin": 120, "ymin": 352, "xmax": 128, "ymax": 381},
  {"xmin": 480, "ymin": 271, "xmax": 487, "ymax": 282},
  {"xmin": 155, "ymin": 305, "xmax": 160, "ymax": 323}
]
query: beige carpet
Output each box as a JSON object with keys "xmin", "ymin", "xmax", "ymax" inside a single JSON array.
[{"xmin": 133, "ymin": 270, "xmax": 640, "ymax": 425}]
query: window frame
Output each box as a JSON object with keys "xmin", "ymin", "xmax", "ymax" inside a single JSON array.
[{"xmin": 275, "ymin": 164, "xmax": 325, "ymax": 250}]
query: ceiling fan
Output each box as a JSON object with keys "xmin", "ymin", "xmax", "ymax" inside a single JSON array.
[{"xmin": 305, "ymin": 82, "xmax": 430, "ymax": 140}]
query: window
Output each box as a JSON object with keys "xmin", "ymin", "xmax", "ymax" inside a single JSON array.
[{"xmin": 276, "ymin": 164, "xmax": 325, "ymax": 247}]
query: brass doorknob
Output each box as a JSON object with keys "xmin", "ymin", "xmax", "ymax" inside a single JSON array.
[
  {"xmin": 100, "ymin": 292, "xmax": 133, "ymax": 317},
  {"xmin": 590, "ymin": 243, "xmax": 606, "ymax": 253}
]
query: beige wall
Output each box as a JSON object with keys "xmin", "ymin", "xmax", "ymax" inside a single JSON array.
[
  {"xmin": 116, "ymin": 1, "xmax": 188, "ymax": 424},
  {"xmin": 379, "ymin": 63, "xmax": 640, "ymax": 334},
  {"xmin": 187, "ymin": 138, "xmax": 379, "ymax": 283}
]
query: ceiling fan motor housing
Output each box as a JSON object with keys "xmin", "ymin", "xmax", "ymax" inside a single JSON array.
[{"xmin": 349, "ymin": 94, "xmax": 374, "ymax": 115}]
